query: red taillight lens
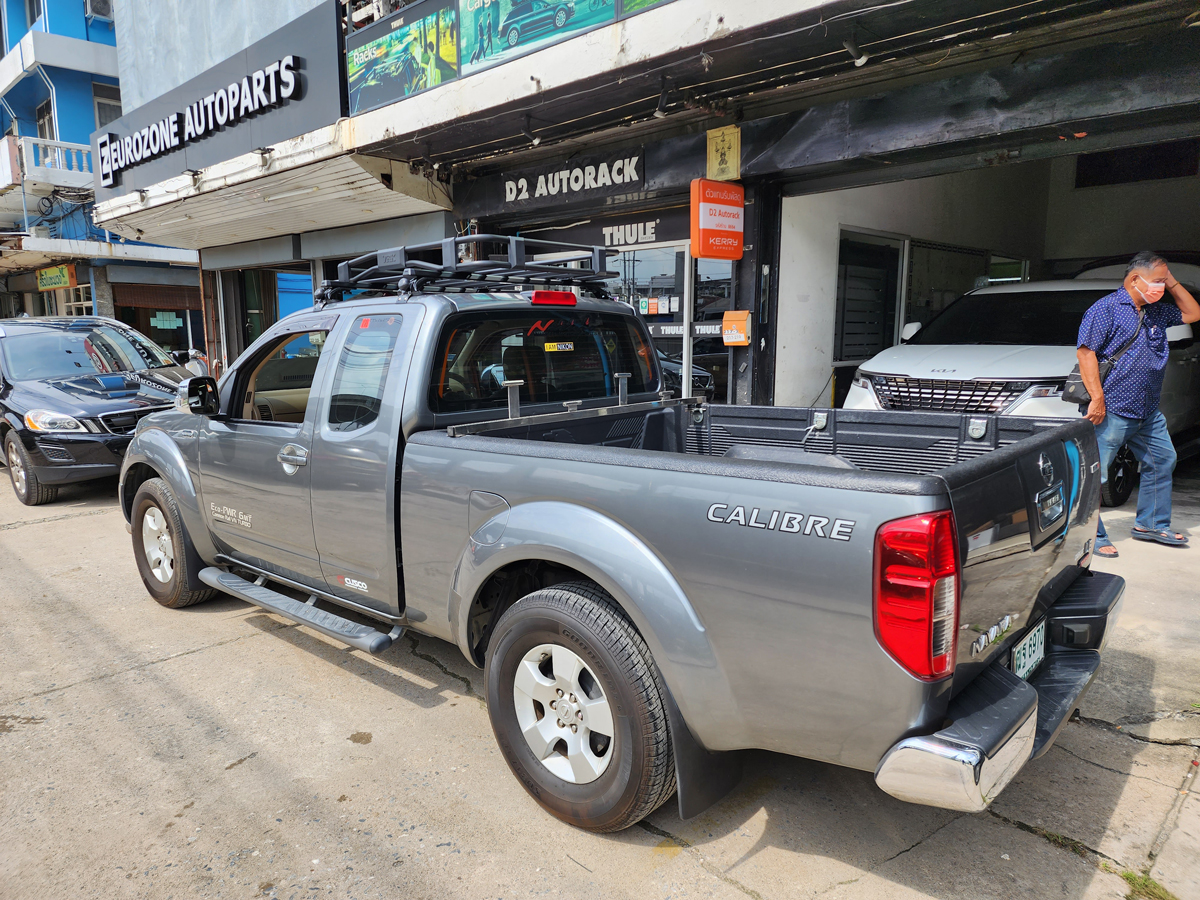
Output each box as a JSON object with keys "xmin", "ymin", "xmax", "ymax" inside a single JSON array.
[
  {"xmin": 874, "ymin": 510, "xmax": 960, "ymax": 680},
  {"xmin": 530, "ymin": 290, "xmax": 577, "ymax": 306}
]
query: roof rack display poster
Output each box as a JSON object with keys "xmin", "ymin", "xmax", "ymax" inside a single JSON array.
[
  {"xmin": 347, "ymin": 0, "xmax": 460, "ymax": 115},
  {"xmin": 460, "ymin": 0, "xmax": 616, "ymax": 77},
  {"xmin": 690, "ymin": 179, "xmax": 744, "ymax": 261}
]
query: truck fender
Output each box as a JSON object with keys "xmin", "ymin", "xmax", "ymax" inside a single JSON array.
[
  {"xmin": 121, "ymin": 428, "xmax": 218, "ymax": 588},
  {"xmin": 453, "ymin": 500, "xmax": 745, "ymax": 819}
]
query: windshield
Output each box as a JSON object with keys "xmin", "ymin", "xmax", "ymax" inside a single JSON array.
[
  {"xmin": 1, "ymin": 325, "xmax": 176, "ymax": 380},
  {"xmin": 910, "ymin": 289, "xmax": 1113, "ymax": 346}
]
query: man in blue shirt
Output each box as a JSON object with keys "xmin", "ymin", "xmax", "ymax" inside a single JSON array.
[{"xmin": 1077, "ymin": 251, "xmax": 1200, "ymax": 557}]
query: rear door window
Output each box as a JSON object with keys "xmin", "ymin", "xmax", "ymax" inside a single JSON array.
[{"xmin": 430, "ymin": 310, "xmax": 657, "ymax": 412}]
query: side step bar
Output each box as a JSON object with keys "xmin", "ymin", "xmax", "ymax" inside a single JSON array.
[{"xmin": 200, "ymin": 567, "xmax": 403, "ymax": 655}]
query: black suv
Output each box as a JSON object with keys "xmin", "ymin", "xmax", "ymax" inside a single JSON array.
[
  {"xmin": 501, "ymin": 0, "xmax": 575, "ymax": 47},
  {"xmin": 0, "ymin": 317, "xmax": 194, "ymax": 505}
]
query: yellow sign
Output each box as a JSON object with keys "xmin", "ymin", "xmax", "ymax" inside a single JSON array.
[
  {"xmin": 706, "ymin": 125, "xmax": 741, "ymax": 182},
  {"xmin": 722, "ymin": 310, "xmax": 751, "ymax": 346},
  {"xmin": 37, "ymin": 264, "xmax": 77, "ymax": 291},
  {"xmin": 544, "ymin": 342, "xmax": 574, "ymax": 352}
]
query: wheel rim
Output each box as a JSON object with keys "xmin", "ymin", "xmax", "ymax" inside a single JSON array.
[
  {"xmin": 8, "ymin": 443, "xmax": 26, "ymax": 495},
  {"xmin": 1110, "ymin": 448, "xmax": 1137, "ymax": 497},
  {"xmin": 141, "ymin": 506, "xmax": 175, "ymax": 584},
  {"xmin": 513, "ymin": 643, "xmax": 615, "ymax": 784},
  {"xmin": 555, "ymin": 10, "xmax": 566, "ymax": 25}
]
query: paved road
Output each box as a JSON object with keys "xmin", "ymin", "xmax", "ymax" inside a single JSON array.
[{"xmin": 1, "ymin": 460, "xmax": 1197, "ymax": 900}]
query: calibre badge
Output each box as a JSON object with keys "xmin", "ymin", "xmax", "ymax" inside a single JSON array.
[{"xmin": 706, "ymin": 503, "xmax": 855, "ymax": 541}]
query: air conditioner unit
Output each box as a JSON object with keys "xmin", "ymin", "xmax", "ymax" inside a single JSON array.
[{"xmin": 86, "ymin": 0, "xmax": 114, "ymax": 22}]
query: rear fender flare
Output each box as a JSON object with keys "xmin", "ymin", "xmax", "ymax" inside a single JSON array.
[
  {"xmin": 121, "ymin": 428, "xmax": 218, "ymax": 569},
  {"xmin": 452, "ymin": 500, "xmax": 743, "ymax": 757}
]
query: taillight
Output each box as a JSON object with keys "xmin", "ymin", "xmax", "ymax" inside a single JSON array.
[
  {"xmin": 874, "ymin": 510, "xmax": 960, "ymax": 680},
  {"xmin": 530, "ymin": 290, "xmax": 577, "ymax": 306}
]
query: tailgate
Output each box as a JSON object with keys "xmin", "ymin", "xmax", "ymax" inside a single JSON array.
[{"xmin": 939, "ymin": 417, "xmax": 1101, "ymax": 694}]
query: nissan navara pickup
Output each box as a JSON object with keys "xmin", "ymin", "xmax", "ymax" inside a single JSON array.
[{"xmin": 118, "ymin": 236, "xmax": 1123, "ymax": 832}]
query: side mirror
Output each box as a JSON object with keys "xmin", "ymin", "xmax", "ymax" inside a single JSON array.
[
  {"xmin": 900, "ymin": 322, "xmax": 922, "ymax": 342},
  {"xmin": 1166, "ymin": 323, "xmax": 1194, "ymax": 350},
  {"xmin": 170, "ymin": 349, "xmax": 190, "ymax": 365},
  {"xmin": 177, "ymin": 376, "xmax": 220, "ymax": 416}
]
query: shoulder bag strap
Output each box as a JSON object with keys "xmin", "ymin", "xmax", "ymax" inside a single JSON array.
[{"xmin": 1104, "ymin": 306, "xmax": 1145, "ymax": 365}]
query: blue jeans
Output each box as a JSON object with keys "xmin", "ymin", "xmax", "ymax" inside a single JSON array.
[{"xmin": 1095, "ymin": 410, "xmax": 1177, "ymax": 544}]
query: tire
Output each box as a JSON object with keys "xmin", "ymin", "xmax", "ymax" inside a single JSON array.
[
  {"xmin": 485, "ymin": 580, "xmax": 675, "ymax": 832},
  {"xmin": 1101, "ymin": 445, "xmax": 1138, "ymax": 508},
  {"xmin": 131, "ymin": 477, "xmax": 216, "ymax": 608},
  {"xmin": 5, "ymin": 432, "xmax": 58, "ymax": 506},
  {"xmin": 554, "ymin": 8, "xmax": 567, "ymax": 27},
  {"xmin": 507, "ymin": 26, "xmax": 520, "ymax": 47}
]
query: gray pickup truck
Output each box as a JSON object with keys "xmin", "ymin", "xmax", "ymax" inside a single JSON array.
[{"xmin": 119, "ymin": 236, "xmax": 1124, "ymax": 832}]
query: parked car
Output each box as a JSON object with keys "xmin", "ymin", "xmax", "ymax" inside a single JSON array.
[
  {"xmin": 501, "ymin": 0, "xmax": 574, "ymax": 48},
  {"xmin": 656, "ymin": 347, "xmax": 715, "ymax": 400},
  {"xmin": 119, "ymin": 236, "xmax": 1116, "ymax": 833},
  {"xmin": 844, "ymin": 279, "xmax": 1200, "ymax": 506},
  {"xmin": 0, "ymin": 316, "xmax": 200, "ymax": 505}
]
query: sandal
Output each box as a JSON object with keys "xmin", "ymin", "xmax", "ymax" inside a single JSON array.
[
  {"xmin": 1130, "ymin": 527, "xmax": 1189, "ymax": 546},
  {"xmin": 1094, "ymin": 544, "xmax": 1119, "ymax": 559}
]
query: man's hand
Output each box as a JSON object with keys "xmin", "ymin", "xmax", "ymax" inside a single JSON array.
[
  {"xmin": 1085, "ymin": 395, "xmax": 1106, "ymax": 425},
  {"xmin": 1165, "ymin": 266, "xmax": 1200, "ymax": 324}
]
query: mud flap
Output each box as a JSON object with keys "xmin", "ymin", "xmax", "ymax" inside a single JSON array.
[{"xmin": 662, "ymin": 685, "xmax": 744, "ymax": 820}]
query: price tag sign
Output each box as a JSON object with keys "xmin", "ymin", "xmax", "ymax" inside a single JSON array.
[{"xmin": 690, "ymin": 179, "xmax": 744, "ymax": 260}]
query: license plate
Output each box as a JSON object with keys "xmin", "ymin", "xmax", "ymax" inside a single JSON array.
[{"xmin": 1011, "ymin": 619, "xmax": 1046, "ymax": 681}]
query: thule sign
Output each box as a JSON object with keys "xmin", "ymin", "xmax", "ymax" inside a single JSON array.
[{"xmin": 97, "ymin": 57, "xmax": 299, "ymax": 188}]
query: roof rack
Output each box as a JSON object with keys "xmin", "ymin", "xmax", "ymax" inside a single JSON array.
[{"xmin": 315, "ymin": 234, "xmax": 618, "ymax": 302}]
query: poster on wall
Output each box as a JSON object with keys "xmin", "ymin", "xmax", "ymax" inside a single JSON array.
[
  {"xmin": 460, "ymin": 0, "xmax": 616, "ymax": 76},
  {"xmin": 619, "ymin": 0, "xmax": 669, "ymax": 14},
  {"xmin": 347, "ymin": 0, "xmax": 460, "ymax": 115}
]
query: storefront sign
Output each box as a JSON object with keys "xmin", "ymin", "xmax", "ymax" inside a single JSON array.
[
  {"xmin": 521, "ymin": 205, "xmax": 688, "ymax": 247},
  {"xmin": 98, "ymin": 56, "xmax": 300, "ymax": 188},
  {"xmin": 722, "ymin": 310, "xmax": 751, "ymax": 346},
  {"xmin": 646, "ymin": 322, "xmax": 722, "ymax": 338},
  {"xmin": 37, "ymin": 264, "xmax": 77, "ymax": 291},
  {"xmin": 706, "ymin": 125, "xmax": 740, "ymax": 181},
  {"xmin": 93, "ymin": 2, "xmax": 346, "ymax": 198},
  {"xmin": 690, "ymin": 178, "xmax": 744, "ymax": 260}
]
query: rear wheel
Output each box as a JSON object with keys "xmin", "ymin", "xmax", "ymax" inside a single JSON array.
[
  {"xmin": 486, "ymin": 581, "xmax": 675, "ymax": 832},
  {"xmin": 131, "ymin": 477, "xmax": 216, "ymax": 608},
  {"xmin": 5, "ymin": 432, "xmax": 57, "ymax": 506},
  {"xmin": 507, "ymin": 26, "xmax": 520, "ymax": 46},
  {"xmin": 554, "ymin": 7, "xmax": 567, "ymax": 27},
  {"xmin": 1101, "ymin": 445, "xmax": 1137, "ymax": 508}
]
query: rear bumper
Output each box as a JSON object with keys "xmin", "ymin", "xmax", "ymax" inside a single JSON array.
[{"xmin": 875, "ymin": 571, "xmax": 1123, "ymax": 812}]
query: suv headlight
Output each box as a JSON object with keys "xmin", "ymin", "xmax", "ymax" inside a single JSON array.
[
  {"xmin": 24, "ymin": 409, "xmax": 87, "ymax": 432},
  {"xmin": 1006, "ymin": 382, "xmax": 1065, "ymax": 411}
]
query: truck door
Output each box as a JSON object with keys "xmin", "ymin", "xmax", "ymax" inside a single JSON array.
[
  {"xmin": 198, "ymin": 324, "xmax": 335, "ymax": 585},
  {"xmin": 309, "ymin": 309, "xmax": 423, "ymax": 614}
]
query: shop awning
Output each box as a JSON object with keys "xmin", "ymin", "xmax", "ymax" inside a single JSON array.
[{"xmin": 0, "ymin": 235, "xmax": 198, "ymax": 276}]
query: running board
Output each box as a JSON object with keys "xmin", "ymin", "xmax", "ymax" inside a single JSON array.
[{"xmin": 200, "ymin": 567, "xmax": 404, "ymax": 655}]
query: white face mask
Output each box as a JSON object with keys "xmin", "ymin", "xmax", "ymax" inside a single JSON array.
[{"xmin": 1137, "ymin": 277, "xmax": 1165, "ymax": 302}]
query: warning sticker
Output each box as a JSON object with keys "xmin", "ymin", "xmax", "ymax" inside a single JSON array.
[{"xmin": 544, "ymin": 342, "xmax": 574, "ymax": 352}]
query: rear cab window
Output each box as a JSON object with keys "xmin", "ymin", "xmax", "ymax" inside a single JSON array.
[{"xmin": 429, "ymin": 309, "xmax": 658, "ymax": 413}]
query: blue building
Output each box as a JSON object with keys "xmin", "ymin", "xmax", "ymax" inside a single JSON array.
[{"xmin": 0, "ymin": 0, "xmax": 202, "ymax": 354}]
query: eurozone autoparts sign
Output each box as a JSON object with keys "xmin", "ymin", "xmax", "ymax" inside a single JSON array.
[{"xmin": 498, "ymin": 149, "xmax": 645, "ymax": 212}]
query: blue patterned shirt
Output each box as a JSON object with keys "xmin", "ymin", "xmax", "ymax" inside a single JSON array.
[{"xmin": 1077, "ymin": 287, "xmax": 1183, "ymax": 420}]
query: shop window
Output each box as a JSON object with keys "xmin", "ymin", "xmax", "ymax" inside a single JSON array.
[
  {"xmin": 35, "ymin": 99, "xmax": 54, "ymax": 142},
  {"xmin": 58, "ymin": 285, "xmax": 93, "ymax": 317},
  {"xmin": 328, "ymin": 315, "xmax": 404, "ymax": 431},
  {"xmin": 26, "ymin": 0, "xmax": 43, "ymax": 28},
  {"xmin": 1075, "ymin": 139, "xmax": 1200, "ymax": 189},
  {"xmin": 241, "ymin": 331, "xmax": 328, "ymax": 423}
]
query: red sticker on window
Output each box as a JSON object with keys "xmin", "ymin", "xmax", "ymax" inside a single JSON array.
[{"xmin": 360, "ymin": 318, "xmax": 370, "ymax": 328}]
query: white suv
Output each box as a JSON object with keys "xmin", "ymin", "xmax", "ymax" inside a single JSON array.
[{"xmin": 843, "ymin": 272, "xmax": 1200, "ymax": 507}]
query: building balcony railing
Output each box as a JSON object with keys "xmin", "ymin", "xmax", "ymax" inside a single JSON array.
[{"xmin": 0, "ymin": 136, "xmax": 94, "ymax": 195}]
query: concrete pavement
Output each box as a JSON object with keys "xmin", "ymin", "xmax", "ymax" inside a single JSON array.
[{"xmin": 1, "ymin": 462, "xmax": 1197, "ymax": 900}]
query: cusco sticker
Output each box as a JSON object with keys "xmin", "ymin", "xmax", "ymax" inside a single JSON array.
[
  {"xmin": 338, "ymin": 575, "xmax": 369, "ymax": 593},
  {"xmin": 544, "ymin": 342, "xmax": 574, "ymax": 352}
]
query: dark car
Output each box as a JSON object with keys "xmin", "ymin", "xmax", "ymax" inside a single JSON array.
[
  {"xmin": 656, "ymin": 347, "xmax": 715, "ymax": 400},
  {"xmin": 500, "ymin": 0, "xmax": 574, "ymax": 48},
  {"xmin": 0, "ymin": 317, "xmax": 195, "ymax": 505}
]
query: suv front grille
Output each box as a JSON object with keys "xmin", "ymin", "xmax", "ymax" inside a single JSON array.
[
  {"xmin": 98, "ymin": 405, "xmax": 173, "ymax": 435},
  {"xmin": 871, "ymin": 377, "xmax": 1025, "ymax": 414}
]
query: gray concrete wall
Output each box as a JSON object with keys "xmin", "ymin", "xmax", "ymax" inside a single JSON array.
[{"xmin": 113, "ymin": 0, "xmax": 328, "ymax": 112}]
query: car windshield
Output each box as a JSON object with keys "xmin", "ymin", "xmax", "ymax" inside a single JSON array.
[
  {"xmin": 910, "ymin": 289, "xmax": 1114, "ymax": 346},
  {"xmin": 1, "ymin": 324, "xmax": 175, "ymax": 380}
]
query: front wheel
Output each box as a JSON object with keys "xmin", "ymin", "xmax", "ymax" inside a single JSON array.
[
  {"xmin": 486, "ymin": 581, "xmax": 676, "ymax": 832},
  {"xmin": 554, "ymin": 8, "xmax": 567, "ymax": 27},
  {"xmin": 131, "ymin": 477, "xmax": 216, "ymax": 608},
  {"xmin": 1101, "ymin": 445, "xmax": 1138, "ymax": 508},
  {"xmin": 5, "ymin": 432, "xmax": 57, "ymax": 506},
  {"xmin": 507, "ymin": 26, "xmax": 520, "ymax": 47}
]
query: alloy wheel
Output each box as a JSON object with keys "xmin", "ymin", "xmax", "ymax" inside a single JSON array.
[
  {"xmin": 512, "ymin": 643, "xmax": 615, "ymax": 784},
  {"xmin": 8, "ymin": 442, "xmax": 26, "ymax": 496},
  {"xmin": 141, "ymin": 506, "xmax": 175, "ymax": 584}
]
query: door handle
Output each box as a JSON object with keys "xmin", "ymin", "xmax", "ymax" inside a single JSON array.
[{"xmin": 278, "ymin": 444, "xmax": 308, "ymax": 473}]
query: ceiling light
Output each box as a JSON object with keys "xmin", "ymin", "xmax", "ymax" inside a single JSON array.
[
  {"xmin": 262, "ymin": 186, "xmax": 319, "ymax": 203},
  {"xmin": 843, "ymin": 37, "xmax": 869, "ymax": 67}
]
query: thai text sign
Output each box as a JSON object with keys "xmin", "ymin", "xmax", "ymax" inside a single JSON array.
[
  {"xmin": 690, "ymin": 179, "xmax": 743, "ymax": 260},
  {"xmin": 722, "ymin": 310, "xmax": 751, "ymax": 346},
  {"xmin": 37, "ymin": 264, "xmax": 77, "ymax": 291}
]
